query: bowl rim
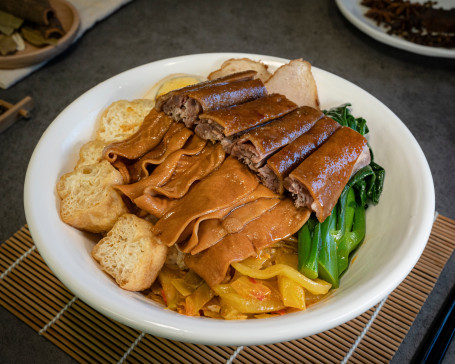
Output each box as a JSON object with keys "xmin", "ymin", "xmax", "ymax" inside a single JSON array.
[{"xmin": 24, "ymin": 52, "xmax": 435, "ymax": 346}]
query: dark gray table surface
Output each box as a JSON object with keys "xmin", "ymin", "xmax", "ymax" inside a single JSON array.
[{"xmin": 1, "ymin": 0, "xmax": 454, "ymax": 362}]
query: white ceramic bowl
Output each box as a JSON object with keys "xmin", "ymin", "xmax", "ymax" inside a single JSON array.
[{"xmin": 24, "ymin": 53, "xmax": 435, "ymax": 346}]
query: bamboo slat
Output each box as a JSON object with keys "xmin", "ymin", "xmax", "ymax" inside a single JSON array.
[{"xmin": 0, "ymin": 215, "xmax": 454, "ymax": 364}]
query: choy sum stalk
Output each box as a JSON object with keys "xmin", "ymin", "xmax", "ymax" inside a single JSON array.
[
  {"xmin": 317, "ymin": 206, "xmax": 339, "ymax": 288},
  {"xmin": 298, "ymin": 217, "xmax": 320, "ymax": 280}
]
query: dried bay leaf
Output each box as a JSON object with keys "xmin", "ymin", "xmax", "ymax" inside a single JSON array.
[
  {"xmin": 0, "ymin": 10, "xmax": 24, "ymax": 36},
  {"xmin": 0, "ymin": 34, "xmax": 17, "ymax": 55},
  {"xmin": 21, "ymin": 25, "xmax": 58, "ymax": 47}
]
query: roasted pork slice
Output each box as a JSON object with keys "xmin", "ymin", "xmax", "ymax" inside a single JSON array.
[
  {"xmin": 265, "ymin": 59, "xmax": 320, "ymax": 109},
  {"xmin": 156, "ymin": 71, "xmax": 266, "ymax": 128},
  {"xmin": 283, "ymin": 127, "xmax": 370, "ymax": 222},
  {"xmin": 257, "ymin": 117, "xmax": 341, "ymax": 194},
  {"xmin": 194, "ymin": 94, "xmax": 297, "ymax": 143},
  {"xmin": 229, "ymin": 106, "xmax": 324, "ymax": 171}
]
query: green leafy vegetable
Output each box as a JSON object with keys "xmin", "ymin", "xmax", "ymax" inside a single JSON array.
[
  {"xmin": 298, "ymin": 216, "xmax": 320, "ymax": 279},
  {"xmin": 317, "ymin": 206, "xmax": 339, "ymax": 288},
  {"xmin": 324, "ymin": 103, "xmax": 368, "ymax": 136},
  {"xmin": 337, "ymin": 205, "xmax": 366, "ymax": 276}
]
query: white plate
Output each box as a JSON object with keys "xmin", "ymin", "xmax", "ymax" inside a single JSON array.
[
  {"xmin": 24, "ymin": 53, "xmax": 435, "ymax": 346},
  {"xmin": 336, "ymin": 0, "xmax": 455, "ymax": 58}
]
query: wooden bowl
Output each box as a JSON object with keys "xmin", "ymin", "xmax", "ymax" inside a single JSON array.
[{"xmin": 0, "ymin": 0, "xmax": 80, "ymax": 69}]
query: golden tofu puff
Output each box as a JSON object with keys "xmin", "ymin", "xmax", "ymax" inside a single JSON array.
[
  {"xmin": 75, "ymin": 139, "xmax": 108, "ymax": 168},
  {"xmin": 95, "ymin": 99, "xmax": 155, "ymax": 143},
  {"xmin": 56, "ymin": 160, "xmax": 129, "ymax": 233},
  {"xmin": 143, "ymin": 73, "xmax": 205, "ymax": 101},
  {"xmin": 92, "ymin": 214, "xmax": 168, "ymax": 291}
]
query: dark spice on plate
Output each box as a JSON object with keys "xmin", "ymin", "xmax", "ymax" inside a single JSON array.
[{"xmin": 361, "ymin": 0, "xmax": 455, "ymax": 48}]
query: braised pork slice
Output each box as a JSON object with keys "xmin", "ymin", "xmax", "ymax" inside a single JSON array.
[
  {"xmin": 284, "ymin": 127, "xmax": 370, "ymax": 222},
  {"xmin": 157, "ymin": 71, "xmax": 267, "ymax": 128},
  {"xmin": 103, "ymin": 109, "xmax": 174, "ymax": 163},
  {"xmin": 155, "ymin": 70, "xmax": 256, "ymax": 110},
  {"xmin": 195, "ymin": 94, "xmax": 297, "ymax": 143},
  {"xmin": 257, "ymin": 117, "xmax": 341, "ymax": 194},
  {"xmin": 178, "ymin": 184, "xmax": 279, "ymax": 254},
  {"xmin": 126, "ymin": 123, "xmax": 193, "ymax": 182},
  {"xmin": 185, "ymin": 234, "xmax": 256, "ymax": 288},
  {"xmin": 229, "ymin": 106, "xmax": 324, "ymax": 171},
  {"xmin": 116, "ymin": 142, "xmax": 225, "ymax": 206},
  {"xmin": 265, "ymin": 59, "xmax": 320, "ymax": 109},
  {"xmin": 152, "ymin": 157, "xmax": 259, "ymax": 247},
  {"xmin": 185, "ymin": 198, "xmax": 310, "ymax": 287}
]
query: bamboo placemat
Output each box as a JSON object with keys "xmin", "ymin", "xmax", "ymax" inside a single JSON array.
[{"xmin": 1, "ymin": 215, "xmax": 454, "ymax": 363}]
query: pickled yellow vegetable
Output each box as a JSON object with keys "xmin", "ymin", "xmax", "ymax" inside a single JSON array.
[
  {"xmin": 277, "ymin": 275, "xmax": 306, "ymax": 310},
  {"xmin": 231, "ymin": 262, "xmax": 331, "ymax": 295},
  {"xmin": 213, "ymin": 284, "xmax": 285, "ymax": 314}
]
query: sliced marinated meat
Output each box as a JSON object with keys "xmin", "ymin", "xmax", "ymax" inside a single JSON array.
[
  {"xmin": 162, "ymin": 78, "xmax": 267, "ymax": 128},
  {"xmin": 103, "ymin": 109, "xmax": 174, "ymax": 163},
  {"xmin": 229, "ymin": 106, "xmax": 324, "ymax": 171},
  {"xmin": 156, "ymin": 71, "xmax": 267, "ymax": 128},
  {"xmin": 155, "ymin": 70, "xmax": 256, "ymax": 110},
  {"xmin": 195, "ymin": 94, "xmax": 297, "ymax": 143},
  {"xmin": 185, "ymin": 198, "xmax": 310, "ymax": 287},
  {"xmin": 283, "ymin": 126, "xmax": 369, "ymax": 222},
  {"xmin": 152, "ymin": 157, "xmax": 259, "ymax": 247},
  {"xmin": 265, "ymin": 59, "xmax": 320, "ymax": 109},
  {"xmin": 258, "ymin": 117, "xmax": 341, "ymax": 194},
  {"xmin": 161, "ymin": 96, "xmax": 203, "ymax": 128}
]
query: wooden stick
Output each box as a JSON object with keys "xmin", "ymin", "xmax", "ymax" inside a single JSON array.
[{"xmin": 0, "ymin": 96, "xmax": 33, "ymax": 134}]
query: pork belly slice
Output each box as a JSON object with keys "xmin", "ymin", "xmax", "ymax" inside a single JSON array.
[
  {"xmin": 194, "ymin": 94, "xmax": 297, "ymax": 143},
  {"xmin": 156, "ymin": 71, "xmax": 266, "ymax": 128},
  {"xmin": 258, "ymin": 117, "xmax": 341, "ymax": 194},
  {"xmin": 229, "ymin": 106, "xmax": 324, "ymax": 171},
  {"xmin": 265, "ymin": 58, "xmax": 320, "ymax": 109},
  {"xmin": 283, "ymin": 127, "xmax": 370, "ymax": 223}
]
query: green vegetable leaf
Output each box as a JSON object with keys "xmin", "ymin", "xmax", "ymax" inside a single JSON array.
[{"xmin": 323, "ymin": 103, "xmax": 369, "ymax": 136}]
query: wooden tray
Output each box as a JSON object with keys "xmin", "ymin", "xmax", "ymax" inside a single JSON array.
[{"xmin": 0, "ymin": 0, "xmax": 80, "ymax": 69}]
